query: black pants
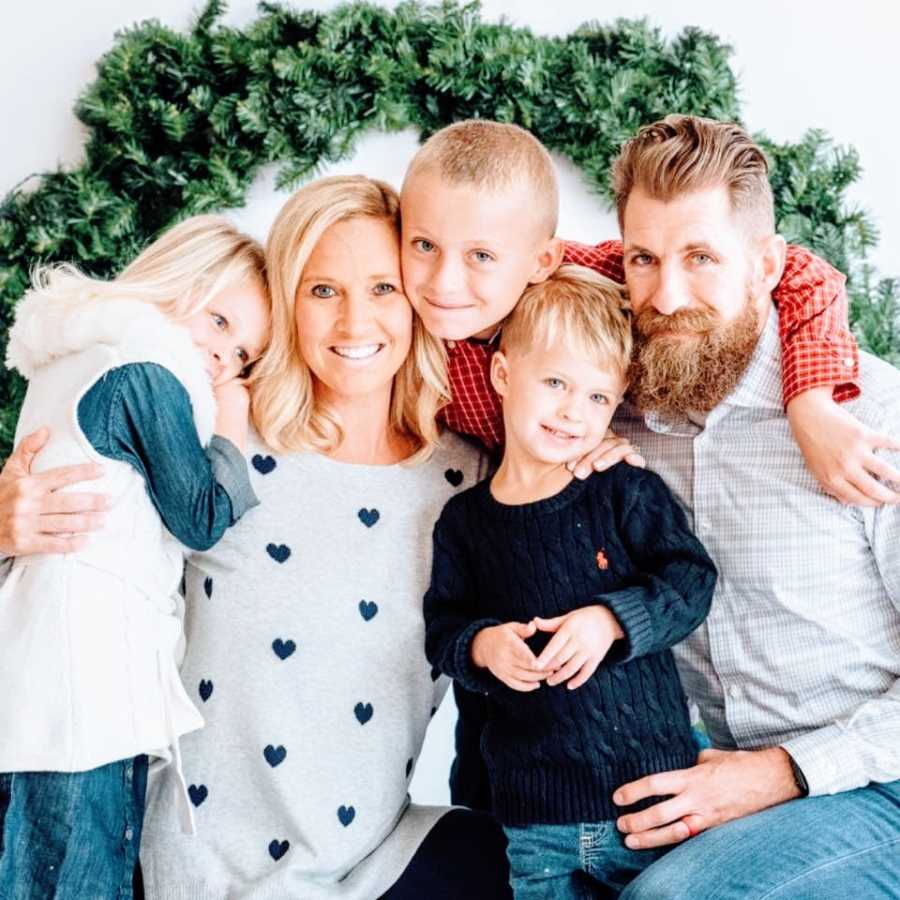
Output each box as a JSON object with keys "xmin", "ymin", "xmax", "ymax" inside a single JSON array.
[{"xmin": 380, "ymin": 809, "xmax": 512, "ymax": 899}]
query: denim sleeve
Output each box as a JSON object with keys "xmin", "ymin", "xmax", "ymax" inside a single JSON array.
[{"xmin": 78, "ymin": 363, "xmax": 258, "ymax": 551}]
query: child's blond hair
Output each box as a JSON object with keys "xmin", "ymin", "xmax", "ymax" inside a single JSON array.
[
  {"xmin": 28, "ymin": 215, "xmax": 267, "ymax": 322},
  {"xmin": 254, "ymin": 175, "xmax": 449, "ymax": 462},
  {"xmin": 501, "ymin": 264, "xmax": 632, "ymax": 380},
  {"xmin": 403, "ymin": 119, "xmax": 559, "ymax": 237}
]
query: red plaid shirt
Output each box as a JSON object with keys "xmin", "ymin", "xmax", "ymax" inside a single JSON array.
[{"xmin": 440, "ymin": 241, "xmax": 860, "ymax": 451}]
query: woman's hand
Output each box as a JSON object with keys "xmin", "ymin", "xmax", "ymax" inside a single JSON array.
[
  {"xmin": 567, "ymin": 428, "xmax": 646, "ymax": 480},
  {"xmin": 533, "ymin": 605, "xmax": 625, "ymax": 689},
  {"xmin": 0, "ymin": 427, "xmax": 107, "ymax": 556},
  {"xmin": 213, "ymin": 379, "xmax": 252, "ymax": 453},
  {"xmin": 787, "ymin": 387, "xmax": 900, "ymax": 506},
  {"xmin": 470, "ymin": 621, "xmax": 546, "ymax": 692}
]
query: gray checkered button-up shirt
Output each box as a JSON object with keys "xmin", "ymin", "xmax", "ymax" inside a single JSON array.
[{"xmin": 614, "ymin": 306, "xmax": 900, "ymax": 797}]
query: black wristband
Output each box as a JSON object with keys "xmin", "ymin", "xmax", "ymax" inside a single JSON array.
[{"xmin": 787, "ymin": 752, "xmax": 809, "ymax": 797}]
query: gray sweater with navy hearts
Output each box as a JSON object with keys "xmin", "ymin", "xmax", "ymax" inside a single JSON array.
[{"xmin": 139, "ymin": 430, "xmax": 486, "ymax": 900}]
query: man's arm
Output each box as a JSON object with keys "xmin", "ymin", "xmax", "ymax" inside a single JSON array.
[{"xmin": 0, "ymin": 427, "xmax": 107, "ymax": 557}]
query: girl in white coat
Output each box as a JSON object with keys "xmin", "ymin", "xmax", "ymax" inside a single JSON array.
[{"xmin": 0, "ymin": 216, "xmax": 270, "ymax": 900}]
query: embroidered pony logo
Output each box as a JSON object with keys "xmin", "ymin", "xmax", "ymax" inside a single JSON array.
[{"xmin": 596, "ymin": 549, "xmax": 609, "ymax": 570}]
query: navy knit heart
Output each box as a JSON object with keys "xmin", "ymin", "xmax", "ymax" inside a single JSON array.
[
  {"xmin": 204, "ymin": 576, "xmax": 213, "ymax": 598},
  {"xmin": 188, "ymin": 784, "xmax": 208, "ymax": 807},
  {"xmin": 198, "ymin": 679, "xmax": 213, "ymax": 702},
  {"xmin": 252, "ymin": 454, "xmax": 277, "ymax": 475},
  {"xmin": 357, "ymin": 508, "xmax": 380, "ymax": 528},
  {"xmin": 266, "ymin": 543, "xmax": 291, "ymax": 563},
  {"xmin": 358, "ymin": 600, "xmax": 378, "ymax": 621},
  {"xmin": 272, "ymin": 638, "xmax": 296, "ymax": 660},
  {"xmin": 444, "ymin": 468, "xmax": 464, "ymax": 487},
  {"xmin": 264, "ymin": 744, "xmax": 287, "ymax": 767},
  {"xmin": 269, "ymin": 839, "xmax": 289, "ymax": 861},
  {"xmin": 354, "ymin": 702, "xmax": 373, "ymax": 725},
  {"xmin": 337, "ymin": 805, "xmax": 355, "ymax": 827}
]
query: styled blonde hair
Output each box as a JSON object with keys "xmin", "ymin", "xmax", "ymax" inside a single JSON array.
[
  {"xmin": 253, "ymin": 175, "xmax": 449, "ymax": 462},
  {"xmin": 28, "ymin": 215, "xmax": 267, "ymax": 321},
  {"xmin": 501, "ymin": 264, "xmax": 632, "ymax": 380},
  {"xmin": 403, "ymin": 119, "xmax": 559, "ymax": 236},
  {"xmin": 612, "ymin": 114, "xmax": 775, "ymax": 236}
]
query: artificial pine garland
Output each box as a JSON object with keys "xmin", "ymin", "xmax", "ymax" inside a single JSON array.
[{"xmin": 0, "ymin": 0, "xmax": 896, "ymax": 455}]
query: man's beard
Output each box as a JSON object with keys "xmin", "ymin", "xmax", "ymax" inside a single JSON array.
[{"xmin": 627, "ymin": 295, "xmax": 761, "ymax": 417}]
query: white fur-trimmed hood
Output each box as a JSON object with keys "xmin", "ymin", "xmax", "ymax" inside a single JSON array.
[{"xmin": 6, "ymin": 293, "xmax": 217, "ymax": 444}]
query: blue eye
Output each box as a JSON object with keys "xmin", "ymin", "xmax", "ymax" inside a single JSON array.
[
  {"xmin": 211, "ymin": 312, "xmax": 226, "ymax": 329},
  {"xmin": 630, "ymin": 253, "xmax": 654, "ymax": 266},
  {"xmin": 311, "ymin": 284, "xmax": 336, "ymax": 299},
  {"xmin": 414, "ymin": 239, "xmax": 435, "ymax": 253},
  {"xmin": 472, "ymin": 250, "xmax": 493, "ymax": 263},
  {"xmin": 373, "ymin": 282, "xmax": 396, "ymax": 296},
  {"xmin": 544, "ymin": 377, "xmax": 564, "ymax": 389},
  {"xmin": 590, "ymin": 393, "xmax": 609, "ymax": 405},
  {"xmin": 692, "ymin": 253, "xmax": 713, "ymax": 264},
  {"xmin": 236, "ymin": 348, "xmax": 249, "ymax": 364}
]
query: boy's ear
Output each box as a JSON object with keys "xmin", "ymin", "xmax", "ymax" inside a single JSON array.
[
  {"xmin": 490, "ymin": 350, "xmax": 512, "ymax": 399},
  {"xmin": 528, "ymin": 237, "xmax": 565, "ymax": 285}
]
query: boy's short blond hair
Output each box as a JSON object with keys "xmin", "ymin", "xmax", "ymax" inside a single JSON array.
[
  {"xmin": 403, "ymin": 119, "xmax": 559, "ymax": 236},
  {"xmin": 501, "ymin": 265, "xmax": 632, "ymax": 380}
]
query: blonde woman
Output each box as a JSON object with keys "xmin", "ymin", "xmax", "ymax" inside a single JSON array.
[
  {"xmin": 0, "ymin": 216, "xmax": 270, "ymax": 899},
  {"xmin": 138, "ymin": 176, "xmax": 510, "ymax": 899}
]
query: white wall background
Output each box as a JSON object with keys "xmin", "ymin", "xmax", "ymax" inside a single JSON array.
[{"xmin": 3, "ymin": 0, "xmax": 897, "ymax": 805}]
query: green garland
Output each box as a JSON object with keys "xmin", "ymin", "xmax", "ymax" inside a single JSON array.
[{"xmin": 0, "ymin": 0, "xmax": 897, "ymax": 457}]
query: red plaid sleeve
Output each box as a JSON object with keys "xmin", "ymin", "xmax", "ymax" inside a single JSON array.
[
  {"xmin": 773, "ymin": 246, "xmax": 859, "ymax": 405},
  {"xmin": 563, "ymin": 240, "xmax": 860, "ymax": 407}
]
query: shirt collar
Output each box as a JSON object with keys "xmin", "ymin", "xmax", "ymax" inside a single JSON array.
[{"xmin": 723, "ymin": 304, "xmax": 782, "ymax": 411}]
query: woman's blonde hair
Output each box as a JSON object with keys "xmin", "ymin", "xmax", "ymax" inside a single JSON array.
[
  {"xmin": 28, "ymin": 215, "xmax": 267, "ymax": 321},
  {"xmin": 253, "ymin": 175, "xmax": 449, "ymax": 462}
]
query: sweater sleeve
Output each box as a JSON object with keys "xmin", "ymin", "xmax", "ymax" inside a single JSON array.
[
  {"xmin": 423, "ymin": 500, "xmax": 504, "ymax": 695},
  {"xmin": 78, "ymin": 363, "xmax": 258, "ymax": 551},
  {"xmin": 598, "ymin": 470, "xmax": 717, "ymax": 664}
]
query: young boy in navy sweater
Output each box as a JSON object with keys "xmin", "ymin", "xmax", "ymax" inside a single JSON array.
[{"xmin": 424, "ymin": 265, "xmax": 717, "ymax": 898}]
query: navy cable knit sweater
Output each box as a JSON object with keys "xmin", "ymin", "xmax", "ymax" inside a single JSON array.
[{"xmin": 424, "ymin": 465, "xmax": 717, "ymax": 825}]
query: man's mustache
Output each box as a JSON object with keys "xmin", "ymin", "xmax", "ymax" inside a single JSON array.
[{"xmin": 633, "ymin": 307, "xmax": 720, "ymax": 337}]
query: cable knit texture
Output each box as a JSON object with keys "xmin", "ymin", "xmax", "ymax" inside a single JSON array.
[{"xmin": 424, "ymin": 465, "xmax": 717, "ymax": 825}]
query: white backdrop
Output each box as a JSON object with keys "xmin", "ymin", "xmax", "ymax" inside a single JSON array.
[{"xmin": 2, "ymin": 0, "xmax": 898, "ymax": 805}]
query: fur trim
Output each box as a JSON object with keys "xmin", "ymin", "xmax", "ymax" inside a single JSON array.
[{"xmin": 6, "ymin": 293, "xmax": 216, "ymax": 444}]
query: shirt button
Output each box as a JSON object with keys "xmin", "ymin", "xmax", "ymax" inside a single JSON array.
[
  {"xmin": 728, "ymin": 684, "xmax": 742, "ymax": 700},
  {"xmin": 447, "ymin": 340, "xmax": 456, "ymax": 350},
  {"xmin": 843, "ymin": 356, "xmax": 854, "ymax": 368}
]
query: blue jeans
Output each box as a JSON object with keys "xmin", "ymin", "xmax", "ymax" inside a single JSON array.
[
  {"xmin": 620, "ymin": 779, "xmax": 900, "ymax": 900},
  {"xmin": 504, "ymin": 821, "xmax": 667, "ymax": 899},
  {"xmin": 0, "ymin": 755, "xmax": 148, "ymax": 900}
]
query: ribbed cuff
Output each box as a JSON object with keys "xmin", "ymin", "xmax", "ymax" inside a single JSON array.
[
  {"xmin": 596, "ymin": 588, "xmax": 654, "ymax": 663},
  {"xmin": 206, "ymin": 436, "xmax": 259, "ymax": 522},
  {"xmin": 451, "ymin": 618, "xmax": 504, "ymax": 695}
]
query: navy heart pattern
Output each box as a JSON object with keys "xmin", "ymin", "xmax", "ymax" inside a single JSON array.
[
  {"xmin": 266, "ymin": 543, "xmax": 291, "ymax": 564},
  {"xmin": 204, "ymin": 576, "xmax": 213, "ymax": 598},
  {"xmin": 264, "ymin": 744, "xmax": 287, "ymax": 768},
  {"xmin": 444, "ymin": 468, "xmax": 464, "ymax": 487},
  {"xmin": 199, "ymin": 679, "xmax": 213, "ymax": 702},
  {"xmin": 272, "ymin": 638, "xmax": 296, "ymax": 660},
  {"xmin": 252, "ymin": 454, "xmax": 277, "ymax": 475},
  {"xmin": 357, "ymin": 508, "xmax": 380, "ymax": 528},
  {"xmin": 337, "ymin": 805, "xmax": 355, "ymax": 827},
  {"xmin": 358, "ymin": 600, "xmax": 378, "ymax": 621},
  {"xmin": 269, "ymin": 839, "xmax": 289, "ymax": 861},
  {"xmin": 188, "ymin": 784, "xmax": 208, "ymax": 807},
  {"xmin": 354, "ymin": 702, "xmax": 373, "ymax": 725},
  {"xmin": 405, "ymin": 758, "xmax": 413, "ymax": 778}
]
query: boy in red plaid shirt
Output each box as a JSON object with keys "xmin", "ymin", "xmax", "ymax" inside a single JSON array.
[{"xmin": 399, "ymin": 117, "xmax": 900, "ymax": 810}]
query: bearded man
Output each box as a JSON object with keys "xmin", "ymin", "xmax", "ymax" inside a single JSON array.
[{"xmin": 605, "ymin": 116, "xmax": 900, "ymax": 899}]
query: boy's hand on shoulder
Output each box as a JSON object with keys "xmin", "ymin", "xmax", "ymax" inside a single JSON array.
[
  {"xmin": 533, "ymin": 605, "xmax": 625, "ymax": 689},
  {"xmin": 568, "ymin": 428, "xmax": 646, "ymax": 480},
  {"xmin": 471, "ymin": 621, "xmax": 546, "ymax": 692},
  {"xmin": 786, "ymin": 387, "xmax": 900, "ymax": 506}
]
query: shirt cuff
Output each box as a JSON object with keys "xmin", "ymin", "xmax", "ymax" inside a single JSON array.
[
  {"xmin": 781, "ymin": 339, "xmax": 860, "ymax": 407},
  {"xmin": 451, "ymin": 618, "xmax": 505, "ymax": 695},
  {"xmin": 780, "ymin": 725, "xmax": 867, "ymax": 796},
  {"xmin": 206, "ymin": 436, "xmax": 259, "ymax": 523},
  {"xmin": 596, "ymin": 587, "xmax": 654, "ymax": 664}
]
